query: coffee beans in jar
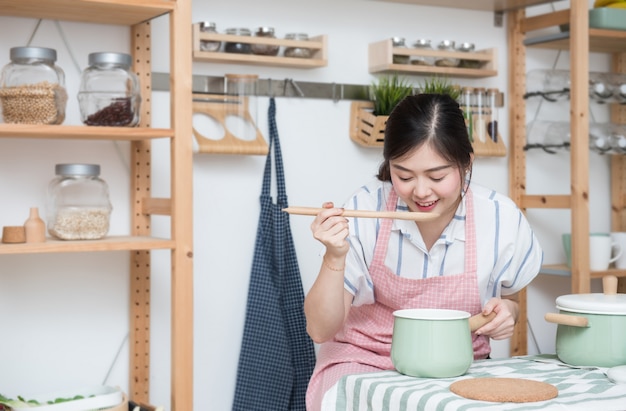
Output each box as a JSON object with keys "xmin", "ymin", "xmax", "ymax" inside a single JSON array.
[
  {"xmin": 252, "ymin": 27, "xmax": 280, "ymax": 56},
  {"xmin": 224, "ymin": 28, "xmax": 252, "ymax": 54},
  {"xmin": 0, "ymin": 46, "xmax": 67, "ymax": 124},
  {"xmin": 46, "ymin": 163, "xmax": 112, "ymax": 240},
  {"xmin": 78, "ymin": 52, "xmax": 141, "ymax": 127}
]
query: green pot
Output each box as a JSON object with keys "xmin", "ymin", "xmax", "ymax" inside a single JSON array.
[
  {"xmin": 545, "ymin": 293, "xmax": 626, "ymax": 367},
  {"xmin": 391, "ymin": 309, "xmax": 475, "ymax": 378}
]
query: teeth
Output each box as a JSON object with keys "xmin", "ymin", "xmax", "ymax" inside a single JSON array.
[{"xmin": 418, "ymin": 200, "xmax": 436, "ymax": 207}]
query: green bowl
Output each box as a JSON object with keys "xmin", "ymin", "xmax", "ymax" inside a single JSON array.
[{"xmin": 391, "ymin": 308, "xmax": 474, "ymax": 378}]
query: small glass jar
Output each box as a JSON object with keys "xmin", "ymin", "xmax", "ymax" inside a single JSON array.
[
  {"xmin": 411, "ymin": 39, "xmax": 434, "ymax": 66},
  {"xmin": 473, "ymin": 87, "xmax": 487, "ymax": 143},
  {"xmin": 435, "ymin": 40, "xmax": 460, "ymax": 67},
  {"xmin": 78, "ymin": 52, "xmax": 141, "ymax": 127},
  {"xmin": 457, "ymin": 42, "xmax": 482, "ymax": 69},
  {"xmin": 46, "ymin": 164, "xmax": 112, "ymax": 240},
  {"xmin": 461, "ymin": 86, "xmax": 474, "ymax": 143},
  {"xmin": 224, "ymin": 28, "xmax": 252, "ymax": 54},
  {"xmin": 284, "ymin": 33, "xmax": 312, "ymax": 58},
  {"xmin": 199, "ymin": 22, "xmax": 221, "ymax": 52},
  {"xmin": 252, "ymin": 27, "xmax": 280, "ymax": 56},
  {"xmin": 487, "ymin": 88, "xmax": 499, "ymax": 142},
  {"xmin": 0, "ymin": 46, "xmax": 67, "ymax": 124},
  {"xmin": 391, "ymin": 37, "xmax": 410, "ymax": 65}
]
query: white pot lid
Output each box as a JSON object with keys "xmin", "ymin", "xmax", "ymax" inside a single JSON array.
[{"xmin": 556, "ymin": 293, "xmax": 626, "ymax": 315}]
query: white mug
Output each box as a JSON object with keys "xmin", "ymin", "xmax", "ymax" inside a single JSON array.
[
  {"xmin": 611, "ymin": 232, "xmax": 626, "ymax": 270},
  {"xmin": 590, "ymin": 233, "xmax": 622, "ymax": 271}
]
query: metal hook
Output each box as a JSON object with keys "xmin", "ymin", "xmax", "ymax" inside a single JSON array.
[
  {"xmin": 268, "ymin": 78, "xmax": 274, "ymax": 98},
  {"xmin": 290, "ymin": 78, "xmax": 305, "ymax": 97},
  {"xmin": 331, "ymin": 82, "xmax": 338, "ymax": 103}
]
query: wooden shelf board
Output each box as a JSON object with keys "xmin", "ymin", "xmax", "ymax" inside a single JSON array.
[
  {"xmin": 526, "ymin": 29, "xmax": 626, "ymax": 54},
  {"xmin": 0, "ymin": 236, "xmax": 175, "ymax": 254},
  {"xmin": 369, "ymin": 0, "xmax": 562, "ymax": 12},
  {"xmin": 540, "ymin": 264, "xmax": 626, "ymax": 278},
  {"xmin": 0, "ymin": 0, "xmax": 175, "ymax": 25},
  {"xmin": 193, "ymin": 51, "xmax": 327, "ymax": 68},
  {"xmin": 369, "ymin": 64, "xmax": 498, "ymax": 78},
  {"xmin": 0, "ymin": 124, "xmax": 173, "ymax": 140}
]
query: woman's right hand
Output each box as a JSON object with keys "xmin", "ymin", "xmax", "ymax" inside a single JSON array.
[{"xmin": 311, "ymin": 202, "xmax": 350, "ymax": 259}]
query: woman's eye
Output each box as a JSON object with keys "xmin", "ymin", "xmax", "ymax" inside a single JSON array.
[{"xmin": 430, "ymin": 175, "xmax": 445, "ymax": 182}]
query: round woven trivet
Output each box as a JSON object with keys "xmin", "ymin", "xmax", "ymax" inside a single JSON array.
[{"xmin": 449, "ymin": 377, "xmax": 558, "ymax": 403}]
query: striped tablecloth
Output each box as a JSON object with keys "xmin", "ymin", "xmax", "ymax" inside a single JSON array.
[{"xmin": 322, "ymin": 355, "xmax": 626, "ymax": 410}]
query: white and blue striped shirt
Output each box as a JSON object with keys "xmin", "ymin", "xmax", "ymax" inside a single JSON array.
[{"xmin": 340, "ymin": 180, "xmax": 543, "ymax": 307}]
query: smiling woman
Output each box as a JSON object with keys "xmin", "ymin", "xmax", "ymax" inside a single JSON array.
[{"xmin": 303, "ymin": 93, "xmax": 543, "ymax": 411}]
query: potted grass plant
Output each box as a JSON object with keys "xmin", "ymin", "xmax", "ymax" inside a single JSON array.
[
  {"xmin": 419, "ymin": 75, "xmax": 461, "ymax": 100},
  {"xmin": 350, "ymin": 75, "xmax": 414, "ymax": 147}
]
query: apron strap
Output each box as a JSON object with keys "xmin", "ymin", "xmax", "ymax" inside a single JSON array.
[{"xmin": 261, "ymin": 97, "xmax": 288, "ymax": 207}]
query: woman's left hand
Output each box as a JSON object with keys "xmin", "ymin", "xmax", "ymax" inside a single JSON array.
[{"xmin": 473, "ymin": 297, "xmax": 519, "ymax": 340}]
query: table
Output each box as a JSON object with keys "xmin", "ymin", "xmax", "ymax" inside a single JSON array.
[{"xmin": 322, "ymin": 355, "xmax": 626, "ymax": 410}]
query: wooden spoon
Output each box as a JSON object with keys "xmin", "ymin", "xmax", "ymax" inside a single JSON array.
[
  {"xmin": 282, "ymin": 206, "xmax": 439, "ymax": 222},
  {"xmin": 468, "ymin": 312, "xmax": 497, "ymax": 332}
]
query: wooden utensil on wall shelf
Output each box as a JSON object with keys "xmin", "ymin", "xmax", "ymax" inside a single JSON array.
[
  {"xmin": 24, "ymin": 207, "xmax": 46, "ymax": 243},
  {"xmin": 283, "ymin": 206, "xmax": 439, "ymax": 222}
]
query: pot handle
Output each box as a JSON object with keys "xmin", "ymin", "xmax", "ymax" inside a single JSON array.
[
  {"xmin": 469, "ymin": 312, "xmax": 497, "ymax": 332},
  {"xmin": 544, "ymin": 312, "xmax": 589, "ymax": 328}
]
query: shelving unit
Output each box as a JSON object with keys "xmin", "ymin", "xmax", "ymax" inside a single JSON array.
[
  {"xmin": 508, "ymin": 0, "xmax": 626, "ymax": 293},
  {"xmin": 192, "ymin": 23, "xmax": 328, "ymax": 68},
  {"xmin": 368, "ymin": 38, "xmax": 498, "ymax": 78},
  {"xmin": 0, "ymin": 1, "xmax": 193, "ymax": 410}
]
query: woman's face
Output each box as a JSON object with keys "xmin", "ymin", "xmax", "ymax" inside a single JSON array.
[{"xmin": 389, "ymin": 143, "xmax": 463, "ymax": 220}]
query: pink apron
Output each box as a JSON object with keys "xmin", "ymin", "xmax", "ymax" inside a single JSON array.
[{"xmin": 306, "ymin": 187, "xmax": 489, "ymax": 411}]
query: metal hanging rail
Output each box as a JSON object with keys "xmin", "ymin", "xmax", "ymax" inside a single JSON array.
[{"xmin": 152, "ymin": 72, "xmax": 505, "ymax": 106}]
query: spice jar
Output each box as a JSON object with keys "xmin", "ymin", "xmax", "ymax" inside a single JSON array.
[
  {"xmin": 487, "ymin": 88, "xmax": 499, "ymax": 143},
  {"xmin": 0, "ymin": 46, "xmax": 67, "ymax": 124},
  {"xmin": 224, "ymin": 28, "xmax": 252, "ymax": 54},
  {"xmin": 199, "ymin": 22, "xmax": 221, "ymax": 52},
  {"xmin": 411, "ymin": 39, "xmax": 434, "ymax": 66},
  {"xmin": 284, "ymin": 33, "xmax": 312, "ymax": 58},
  {"xmin": 78, "ymin": 52, "xmax": 141, "ymax": 127},
  {"xmin": 252, "ymin": 27, "xmax": 280, "ymax": 56},
  {"xmin": 391, "ymin": 37, "xmax": 410, "ymax": 65},
  {"xmin": 457, "ymin": 42, "xmax": 482, "ymax": 69},
  {"xmin": 435, "ymin": 40, "xmax": 460, "ymax": 67},
  {"xmin": 46, "ymin": 164, "xmax": 112, "ymax": 240}
]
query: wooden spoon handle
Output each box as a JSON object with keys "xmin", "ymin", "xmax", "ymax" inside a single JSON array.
[
  {"xmin": 603, "ymin": 275, "xmax": 618, "ymax": 295},
  {"xmin": 282, "ymin": 206, "xmax": 439, "ymax": 222},
  {"xmin": 468, "ymin": 312, "xmax": 497, "ymax": 332}
]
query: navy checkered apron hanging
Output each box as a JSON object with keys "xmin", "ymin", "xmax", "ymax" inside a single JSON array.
[{"xmin": 233, "ymin": 97, "xmax": 316, "ymax": 411}]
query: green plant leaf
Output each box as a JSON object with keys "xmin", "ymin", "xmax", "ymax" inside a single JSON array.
[{"xmin": 370, "ymin": 75, "xmax": 414, "ymax": 115}]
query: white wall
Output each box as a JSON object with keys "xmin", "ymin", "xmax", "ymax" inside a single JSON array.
[{"xmin": 0, "ymin": 1, "xmax": 611, "ymax": 410}]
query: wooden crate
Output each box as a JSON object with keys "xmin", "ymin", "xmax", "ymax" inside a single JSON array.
[{"xmin": 350, "ymin": 101, "xmax": 386, "ymax": 147}]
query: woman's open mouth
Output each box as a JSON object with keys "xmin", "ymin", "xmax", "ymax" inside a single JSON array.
[{"xmin": 415, "ymin": 199, "xmax": 438, "ymax": 212}]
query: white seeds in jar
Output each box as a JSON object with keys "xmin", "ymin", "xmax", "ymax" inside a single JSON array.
[
  {"xmin": 48, "ymin": 207, "xmax": 110, "ymax": 240},
  {"xmin": 0, "ymin": 81, "xmax": 67, "ymax": 124}
]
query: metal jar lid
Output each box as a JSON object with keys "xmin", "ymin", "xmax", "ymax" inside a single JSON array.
[
  {"xmin": 55, "ymin": 163, "xmax": 101, "ymax": 177},
  {"xmin": 556, "ymin": 293, "xmax": 626, "ymax": 315},
  {"xmin": 456, "ymin": 42, "xmax": 475, "ymax": 52},
  {"xmin": 413, "ymin": 39, "xmax": 431, "ymax": 48},
  {"xmin": 438, "ymin": 40, "xmax": 455, "ymax": 49},
  {"xmin": 88, "ymin": 52, "xmax": 132, "ymax": 67},
  {"xmin": 256, "ymin": 26, "xmax": 275, "ymax": 35},
  {"xmin": 391, "ymin": 37, "xmax": 406, "ymax": 47},
  {"xmin": 199, "ymin": 21, "xmax": 217, "ymax": 31},
  {"xmin": 10, "ymin": 46, "xmax": 57, "ymax": 62}
]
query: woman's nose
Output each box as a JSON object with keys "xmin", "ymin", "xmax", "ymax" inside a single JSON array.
[{"xmin": 412, "ymin": 178, "xmax": 431, "ymax": 198}]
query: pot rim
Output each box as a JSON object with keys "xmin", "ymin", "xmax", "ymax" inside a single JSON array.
[
  {"xmin": 556, "ymin": 293, "xmax": 626, "ymax": 315},
  {"xmin": 393, "ymin": 308, "xmax": 470, "ymax": 320}
]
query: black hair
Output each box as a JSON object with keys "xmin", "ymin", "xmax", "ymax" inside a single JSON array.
[{"xmin": 377, "ymin": 93, "xmax": 473, "ymax": 186}]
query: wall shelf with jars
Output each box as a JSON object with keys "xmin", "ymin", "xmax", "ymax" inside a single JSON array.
[
  {"xmin": 368, "ymin": 38, "xmax": 497, "ymax": 78},
  {"xmin": 192, "ymin": 23, "xmax": 327, "ymax": 68}
]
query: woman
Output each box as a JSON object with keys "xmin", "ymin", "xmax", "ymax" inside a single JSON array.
[{"xmin": 304, "ymin": 93, "xmax": 543, "ymax": 410}]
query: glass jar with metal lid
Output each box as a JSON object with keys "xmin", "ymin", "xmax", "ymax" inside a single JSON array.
[
  {"xmin": 411, "ymin": 39, "xmax": 434, "ymax": 66},
  {"xmin": 46, "ymin": 163, "xmax": 112, "ymax": 240},
  {"xmin": 0, "ymin": 46, "xmax": 67, "ymax": 124},
  {"xmin": 224, "ymin": 28, "xmax": 252, "ymax": 54},
  {"xmin": 252, "ymin": 27, "xmax": 280, "ymax": 56},
  {"xmin": 199, "ymin": 21, "xmax": 221, "ymax": 52},
  {"xmin": 284, "ymin": 33, "xmax": 312, "ymax": 58},
  {"xmin": 78, "ymin": 52, "xmax": 141, "ymax": 127},
  {"xmin": 435, "ymin": 40, "xmax": 459, "ymax": 67},
  {"xmin": 391, "ymin": 37, "xmax": 410, "ymax": 65}
]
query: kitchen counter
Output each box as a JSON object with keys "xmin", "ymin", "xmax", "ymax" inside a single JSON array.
[{"xmin": 322, "ymin": 355, "xmax": 626, "ymax": 410}]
